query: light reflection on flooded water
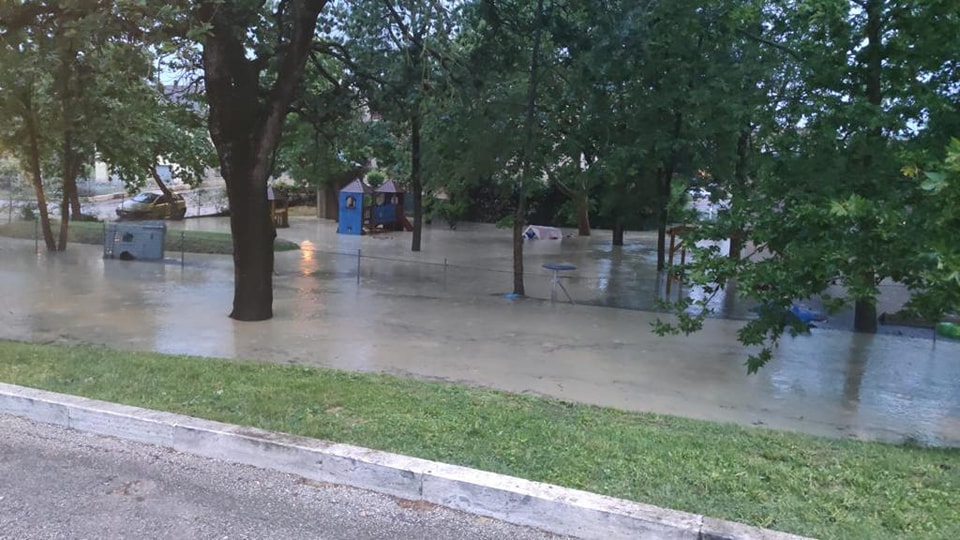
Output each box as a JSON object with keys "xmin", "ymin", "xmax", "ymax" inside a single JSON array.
[{"xmin": 1, "ymin": 219, "xmax": 957, "ymax": 447}]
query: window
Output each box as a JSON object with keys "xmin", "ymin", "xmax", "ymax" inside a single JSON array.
[{"xmin": 133, "ymin": 193, "xmax": 158, "ymax": 203}]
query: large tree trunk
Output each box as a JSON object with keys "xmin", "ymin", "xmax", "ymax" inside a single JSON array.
[
  {"xmin": 69, "ymin": 188, "xmax": 81, "ymax": 219},
  {"xmin": 656, "ymin": 112, "xmax": 682, "ymax": 272},
  {"xmin": 655, "ymin": 167, "xmax": 671, "ymax": 272},
  {"xmin": 574, "ymin": 191, "xmax": 590, "ymax": 236},
  {"xmin": 227, "ymin": 170, "xmax": 275, "ymax": 321},
  {"xmin": 511, "ymin": 0, "xmax": 545, "ymax": 296},
  {"xmin": 729, "ymin": 126, "xmax": 750, "ymax": 262},
  {"xmin": 612, "ymin": 218, "xmax": 624, "ymax": 246},
  {"xmin": 853, "ymin": 0, "xmax": 883, "ymax": 333},
  {"xmin": 552, "ymin": 172, "xmax": 591, "ymax": 237},
  {"xmin": 57, "ymin": 133, "xmax": 77, "ymax": 251},
  {"xmin": 57, "ymin": 186, "xmax": 70, "ymax": 250},
  {"xmin": 200, "ymin": 0, "xmax": 326, "ymax": 321},
  {"xmin": 512, "ymin": 191, "xmax": 525, "ymax": 295},
  {"xmin": 410, "ymin": 111, "xmax": 423, "ymax": 252},
  {"xmin": 854, "ymin": 298, "xmax": 878, "ymax": 334},
  {"xmin": 728, "ymin": 235, "xmax": 743, "ymax": 262},
  {"xmin": 57, "ymin": 42, "xmax": 77, "ymax": 250},
  {"xmin": 25, "ymin": 113, "xmax": 55, "ymax": 251}
]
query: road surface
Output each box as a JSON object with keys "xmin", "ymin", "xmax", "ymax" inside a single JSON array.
[{"xmin": 0, "ymin": 413, "xmax": 562, "ymax": 540}]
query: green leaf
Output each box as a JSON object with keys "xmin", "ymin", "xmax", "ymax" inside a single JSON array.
[{"xmin": 921, "ymin": 171, "xmax": 946, "ymax": 192}]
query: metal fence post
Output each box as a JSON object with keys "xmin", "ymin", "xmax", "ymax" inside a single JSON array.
[
  {"xmin": 180, "ymin": 231, "xmax": 185, "ymax": 268},
  {"xmin": 34, "ymin": 215, "xmax": 38, "ymax": 253},
  {"xmin": 356, "ymin": 249, "xmax": 361, "ymax": 285}
]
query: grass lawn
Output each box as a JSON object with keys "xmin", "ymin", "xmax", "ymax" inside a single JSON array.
[
  {"xmin": 1, "ymin": 340, "xmax": 957, "ymax": 539},
  {"xmin": 0, "ymin": 219, "xmax": 299, "ymax": 254}
]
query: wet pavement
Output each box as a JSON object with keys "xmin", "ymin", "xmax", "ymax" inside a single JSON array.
[
  {"xmin": 1, "ymin": 218, "xmax": 958, "ymax": 447},
  {"xmin": 3, "ymin": 183, "xmax": 228, "ymax": 222}
]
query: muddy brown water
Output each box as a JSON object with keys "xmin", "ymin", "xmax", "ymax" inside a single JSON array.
[{"xmin": 1, "ymin": 218, "xmax": 958, "ymax": 447}]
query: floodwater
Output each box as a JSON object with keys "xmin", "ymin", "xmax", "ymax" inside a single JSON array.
[{"xmin": 1, "ymin": 218, "xmax": 958, "ymax": 447}]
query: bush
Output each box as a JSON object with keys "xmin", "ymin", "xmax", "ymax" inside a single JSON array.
[
  {"xmin": 19, "ymin": 205, "xmax": 35, "ymax": 221},
  {"xmin": 366, "ymin": 170, "xmax": 386, "ymax": 188}
]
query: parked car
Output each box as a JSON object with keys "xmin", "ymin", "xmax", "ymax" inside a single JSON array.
[{"xmin": 116, "ymin": 191, "xmax": 187, "ymax": 220}]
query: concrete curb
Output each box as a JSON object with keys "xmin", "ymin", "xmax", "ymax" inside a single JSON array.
[{"xmin": 0, "ymin": 383, "xmax": 810, "ymax": 540}]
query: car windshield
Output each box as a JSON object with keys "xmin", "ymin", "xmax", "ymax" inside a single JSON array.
[{"xmin": 132, "ymin": 193, "xmax": 158, "ymax": 203}]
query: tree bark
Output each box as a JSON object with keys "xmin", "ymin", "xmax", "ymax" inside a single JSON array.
[
  {"xmin": 410, "ymin": 111, "xmax": 423, "ymax": 252},
  {"xmin": 57, "ymin": 186, "xmax": 70, "ymax": 250},
  {"xmin": 57, "ymin": 40, "xmax": 77, "ymax": 249},
  {"xmin": 728, "ymin": 235, "xmax": 743, "ymax": 262},
  {"xmin": 25, "ymin": 110, "xmax": 55, "ymax": 251},
  {"xmin": 574, "ymin": 191, "xmax": 590, "ymax": 236},
  {"xmin": 69, "ymin": 187, "xmax": 81, "ymax": 219},
  {"xmin": 57, "ymin": 131, "xmax": 76, "ymax": 251},
  {"xmin": 729, "ymin": 126, "xmax": 750, "ymax": 261},
  {"xmin": 200, "ymin": 0, "xmax": 326, "ymax": 321},
  {"xmin": 62, "ymin": 149, "xmax": 82, "ymax": 229},
  {"xmin": 512, "ymin": 192, "xmax": 526, "ymax": 295},
  {"xmin": 227, "ymin": 170, "xmax": 275, "ymax": 321},
  {"xmin": 551, "ymin": 170, "xmax": 591, "ymax": 236},
  {"xmin": 150, "ymin": 166, "xmax": 177, "ymax": 218},
  {"xmin": 656, "ymin": 112, "xmax": 682, "ymax": 272},
  {"xmin": 853, "ymin": 0, "xmax": 883, "ymax": 333},
  {"xmin": 512, "ymin": 0, "xmax": 545, "ymax": 296},
  {"xmin": 854, "ymin": 297, "xmax": 878, "ymax": 334},
  {"xmin": 655, "ymin": 167, "xmax": 671, "ymax": 271},
  {"xmin": 612, "ymin": 218, "xmax": 624, "ymax": 246}
]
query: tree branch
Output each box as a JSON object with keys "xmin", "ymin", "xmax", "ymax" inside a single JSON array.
[
  {"xmin": 255, "ymin": 0, "xmax": 328, "ymax": 179},
  {"xmin": 737, "ymin": 30, "xmax": 803, "ymax": 61},
  {"xmin": 308, "ymin": 51, "xmax": 342, "ymax": 88},
  {"xmin": 383, "ymin": 1, "xmax": 414, "ymax": 43}
]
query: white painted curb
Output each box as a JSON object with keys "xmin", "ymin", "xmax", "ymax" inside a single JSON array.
[{"xmin": 0, "ymin": 383, "xmax": 810, "ymax": 540}]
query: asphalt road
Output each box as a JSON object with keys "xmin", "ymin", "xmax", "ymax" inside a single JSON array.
[{"xmin": 0, "ymin": 414, "xmax": 563, "ymax": 540}]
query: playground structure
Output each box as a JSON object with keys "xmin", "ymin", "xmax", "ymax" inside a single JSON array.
[
  {"xmin": 337, "ymin": 179, "xmax": 412, "ymax": 235},
  {"xmin": 267, "ymin": 186, "xmax": 289, "ymax": 228}
]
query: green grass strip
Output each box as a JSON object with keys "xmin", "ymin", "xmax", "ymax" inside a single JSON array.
[
  {"xmin": 0, "ymin": 340, "xmax": 957, "ymax": 539},
  {"xmin": 0, "ymin": 220, "xmax": 299, "ymax": 254}
]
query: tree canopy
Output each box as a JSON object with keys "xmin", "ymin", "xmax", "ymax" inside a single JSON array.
[{"xmin": 1, "ymin": 0, "xmax": 956, "ymax": 359}]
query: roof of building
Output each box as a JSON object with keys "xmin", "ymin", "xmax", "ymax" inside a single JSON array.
[
  {"xmin": 375, "ymin": 180, "xmax": 405, "ymax": 193},
  {"xmin": 340, "ymin": 179, "xmax": 372, "ymax": 194}
]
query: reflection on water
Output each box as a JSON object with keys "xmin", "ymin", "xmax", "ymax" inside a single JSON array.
[
  {"xmin": 842, "ymin": 334, "xmax": 870, "ymax": 410},
  {"xmin": 300, "ymin": 240, "xmax": 316, "ymax": 277},
  {"xmin": 2, "ymin": 225, "xmax": 959, "ymax": 447},
  {"xmin": 769, "ymin": 331, "xmax": 959, "ymax": 446}
]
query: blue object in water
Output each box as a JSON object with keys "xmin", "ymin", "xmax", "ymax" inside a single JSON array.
[
  {"xmin": 789, "ymin": 304, "xmax": 826, "ymax": 324},
  {"xmin": 504, "ymin": 292, "xmax": 521, "ymax": 300}
]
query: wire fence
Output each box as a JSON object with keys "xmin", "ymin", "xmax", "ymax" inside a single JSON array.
[
  {"xmin": 286, "ymin": 243, "xmax": 917, "ymax": 319},
  {"xmin": 289, "ymin": 244, "xmax": 677, "ymax": 311},
  {"xmin": 296, "ymin": 244, "xmax": 663, "ymax": 283}
]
